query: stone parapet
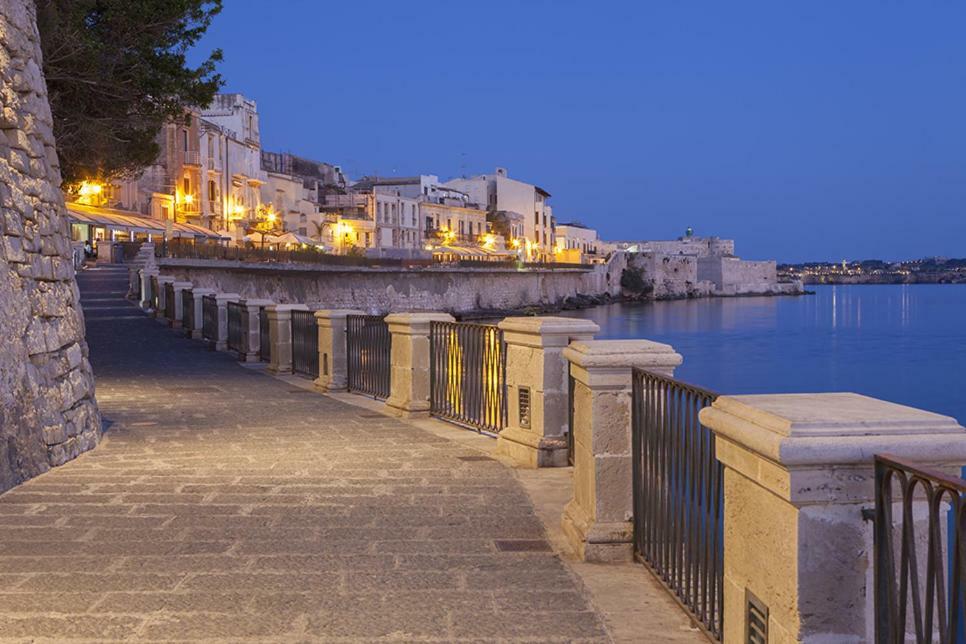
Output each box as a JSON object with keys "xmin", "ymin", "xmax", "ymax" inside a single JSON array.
[
  {"xmin": 214, "ymin": 293, "xmax": 241, "ymax": 352},
  {"xmin": 314, "ymin": 309, "xmax": 363, "ymax": 392},
  {"xmin": 170, "ymin": 281, "xmax": 191, "ymax": 329},
  {"xmin": 267, "ymin": 304, "xmax": 308, "ymax": 374},
  {"xmin": 385, "ymin": 312, "xmax": 454, "ymax": 417},
  {"xmin": 496, "ymin": 317, "xmax": 599, "ymax": 468},
  {"xmin": 155, "ymin": 275, "xmax": 175, "ymax": 322},
  {"xmin": 240, "ymin": 299, "xmax": 273, "ymax": 363},
  {"xmin": 699, "ymin": 393, "xmax": 966, "ymax": 643},
  {"xmin": 561, "ymin": 339, "xmax": 682, "ymax": 562},
  {"xmin": 189, "ymin": 288, "xmax": 216, "ymax": 340}
]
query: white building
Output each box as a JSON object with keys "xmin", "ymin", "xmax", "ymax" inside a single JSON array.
[{"xmin": 555, "ymin": 222, "xmax": 607, "ymax": 263}]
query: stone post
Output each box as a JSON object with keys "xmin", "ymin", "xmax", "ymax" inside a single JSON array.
[
  {"xmin": 314, "ymin": 309, "xmax": 364, "ymax": 392},
  {"xmin": 560, "ymin": 339, "xmax": 683, "ymax": 562},
  {"xmin": 267, "ymin": 304, "xmax": 308, "ymax": 374},
  {"xmin": 214, "ymin": 293, "xmax": 241, "ymax": 352},
  {"xmin": 189, "ymin": 288, "xmax": 216, "ymax": 340},
  {"xmin": 155, "ymin": 275, "xmax": 175, "ymax": 322},
  {"xmin": 169, "ymin": 281, "xmax": 192, "ymax": 329},
  {"xmin": 496, "ymin": 317, "xmax": 599, "ymax": 467},
  {"xmin": 240, "ymin": 299, "xmax": 274, "ymax": 363},
  {"xmin": 385, "ymin": 312, "xmax": 455, "ymax": 418},
  {"xmin": 699, "ymin": 393, "xmax": 966, "ymax": 643},
  {"xmin": 139, "ymin": 267, "xmax": 158, "ymax": 311}
]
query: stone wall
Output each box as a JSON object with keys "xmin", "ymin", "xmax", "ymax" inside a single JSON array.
[
  {"xmin": 159, "ymin": 254, "xmax": 627, "ymax": 315},
  {"xmin": 631, "ymin": 252, "xmax": 713, "ymax": 298},
  {"xmin": 697, "ymin": 256, "xmax": 789, "ymax": 295},
  {"xmin": 0, "ymin": 0, "xmax": 100, "ymax": 492}
]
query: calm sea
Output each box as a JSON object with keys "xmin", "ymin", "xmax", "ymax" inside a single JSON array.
[{"xmin": 560, "ymin": 284, "xmax": 966, "ymax": 425}]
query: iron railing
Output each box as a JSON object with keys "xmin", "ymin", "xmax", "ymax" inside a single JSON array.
[
  {"xmin": 227, "ymin": 301, "xmax": 246, "ymax": 355},
  {"xmin": 163, "ymin": 283, "xmax": 175, "ymax": 321},
  {"xmin": 202, "ymin": 294, "xmax": 217, "ymax": 342},
  {"xmin": 182, "ymin": 288, "xmax": 194, "ymax": 336},
  {"xmin": 632, "ymin": 369, "xmax": 723, "ymax": 641},
  {"xmin": 874, "ymin": 454, "xmax": 966, "ymax": 644},
  {"xmin": 346, "ymin": 314, "xmax": 391, "ymax": 399},
  {"xmin": 292, "ymin": 309, "xmax": 319, "ymax": 378},
  {"xmin": 149, "ymin": 275, "xmax": 159, "ymax": 311},
  {"xmin": 567, "ymin": 363, "xmax": 575, "ymax": 465},
  {"xmin": 258, "ymin": 306, "xmax": 270, "ymax": 362},
  {"xmin": 429, "ymin": 321, "xmax": 506, "ymax": 434}
]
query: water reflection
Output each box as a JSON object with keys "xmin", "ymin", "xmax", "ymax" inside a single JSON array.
[{"xmin": 560, "ymin": 285, "xmax": 966, "ymax": 424}]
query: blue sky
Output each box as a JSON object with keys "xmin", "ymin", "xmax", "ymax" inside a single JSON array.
[{"xmin": 192, "ymin": 1, "xmax": 966, "ymax": 262}]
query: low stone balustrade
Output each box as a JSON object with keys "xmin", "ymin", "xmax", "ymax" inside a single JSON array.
[
  {"xmin": 561, "ymin": 339, "xmax": 683, "ymax": 562},
  {"xmin": 170, "ymin": 281, "xmax": 192, "ymax": 329},
  {"xmin": 496, "ymin": 317, "xmax": 599, "ymax": 467},
  {"xmin": 188, "ymin": 288, "xmax": 216, "ymax": 340},
  {"xmin": 385, "ymin": 312, "xmax": 454, "ymax": 417},
  {"xmin": 155, "ymin": 276, "xmax": 175, "ymax": 322},
  {"xmin": 699, "ymin": 393, "xmax": 966, "ymax": 642},
  {"xmin": 240, "ymin": 299, "xmax": 274, "ymax": 362},
  {"xmin": 214, "ymin": 293, "xmax": 241, "ymax": 352},
  {"xmin": 267, "ymin": 304, "xmax": 309, "ymax": 374},
  {"xmin": 314, "ymin": 309, "xmax": 364, "ymax": 392}
]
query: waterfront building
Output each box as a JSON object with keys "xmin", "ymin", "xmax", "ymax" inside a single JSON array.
[
  {"xmin": 555, "ymin": 222, "xmax": 608, "ymax": 264},
  {"xmin": 260, "ymin": 151, "xmax": 347, "ymax": 242},
  {"xmin": 444, "ymin": 167, "xmax": 555, "ymax": 261}
]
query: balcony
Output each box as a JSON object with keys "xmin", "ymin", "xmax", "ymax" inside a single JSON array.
[{"xmin": 183, "ymin": 150, "xmax": 201, "ymax": 166}]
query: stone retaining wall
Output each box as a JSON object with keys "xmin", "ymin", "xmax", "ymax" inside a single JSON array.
[
  {"xmin": 158, "ymin": 255, "xmax": 627, "ymax": 315},
  {"xmin": 0, "ymin": 0, "xmax": 100, "ymax": 492}
]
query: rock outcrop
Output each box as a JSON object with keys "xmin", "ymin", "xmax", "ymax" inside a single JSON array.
[{"xmin": 0, "ymin": 0, "xmax": 100, "ymax": 492}]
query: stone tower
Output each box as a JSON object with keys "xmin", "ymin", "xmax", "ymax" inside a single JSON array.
[{"xmin": 0, "ymin": 0, "xmax": 100, "ymax": 492}]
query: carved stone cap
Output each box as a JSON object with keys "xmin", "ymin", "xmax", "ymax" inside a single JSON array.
[
  {"xmin": 314, "ymin": 309, "xmax": 365, "ymax": 320},
  {"xmin": 701, "ymin": 393, "xmax": 966, "ymax": 468},
  {"xmin": 499, "ymin": 316, "xmax": 600, "ymax": 348},
  {"xmin": 191, "ymin": 288, "xmax": 217, "ymax": 296},
  {"xmin": 214, "ymin": 293, "xmax": 242, "ymax": 302},
  {"xmin": 241, "ymin": 298, "xmax": 275, "ymax": 307},
  {"xmin": 156, "ymin": 275, "xmax": 176, "ymax": 284},
  {"xmin": 386, "ymin": 312, "xmax": 455, "ymax": 335},
  {"xmin": 172, "ymin": 281, "xmax": 192, "ymax": 289},
  {"xmin": 564, "ymin": 339, "xmax": 682, "ymax": 370}
]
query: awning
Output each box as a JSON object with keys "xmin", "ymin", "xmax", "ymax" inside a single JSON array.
[{"xmin": 66, "ymin": 202, "xmax": 226, "ymax": 240}]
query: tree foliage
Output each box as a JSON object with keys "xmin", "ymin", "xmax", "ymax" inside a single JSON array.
[{"xmin": 36, "ymin": 0, "xmax": 224, "ymax": 183}]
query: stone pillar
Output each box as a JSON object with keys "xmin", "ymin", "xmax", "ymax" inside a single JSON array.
[
  {"xmin": 214, "ymin": 293, "xmax": 241, "ymax": 352},
  {"xmin": 560, "ymin": 339, "xmax": 683, "ymax": 562},
  {"xmin": 496, "ymin": 317, "xmax": 599, "ymax": 468},
  {"xmin": 699, "ymin": 393, "xmax": 966, "ymax": 643},
  {"xmin": 267, "ymin": 304, "xmax": 308, "ymax": 374},
  {"xmin": 139, "ymin": 267, "xmax": 158, "ymax": 311},
  {"xmin": 169, "ymin": 281, "xmax": 192, "ymax": 329},
  {"xmin": 240, "ymin": 299, "xmax": 274, "ymax": 363},
  {"xmin": 314, "ymin": 309, "xmax": 363, "ymax": 392},
  {"xmin": 189, "ymin": 288, "xmax": 216, "ymax": 340},
  {"xmin": 385, "ymin": 312, "xmax": 455, "ymax": 418},
  {"xmin": 155, "ymin": 275, "xmax": 175, "ymax": 322}
]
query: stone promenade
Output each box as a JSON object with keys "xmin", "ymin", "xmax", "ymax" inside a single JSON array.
[{"xmin": 0, "ymin": 265, "xmax": 612, "ymax": 641}]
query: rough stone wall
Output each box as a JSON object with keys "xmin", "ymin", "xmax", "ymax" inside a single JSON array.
[
  {"xmin": 633, "ymin": 252, "xmax": 713, "ymax": 298},
  {"xmin": 160, "ymin": 255, "xmax": 626, "ymax": 315},
  {"xmin": 699, "ymin": 257, "xmax": 781, "ymax": 295},
  {"xmin": 0, "ymin": 0, "xmax": 100, "ymax": 492}
]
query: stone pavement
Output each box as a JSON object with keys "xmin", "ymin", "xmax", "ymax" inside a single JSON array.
[{"xmin": 0, "ymin": 264, "xmax": 609, "ymax": 642}]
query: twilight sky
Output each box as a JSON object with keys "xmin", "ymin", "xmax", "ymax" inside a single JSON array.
[{"xmin": 191, "ymin": 1, "xmax": 966, "ymax": 263}]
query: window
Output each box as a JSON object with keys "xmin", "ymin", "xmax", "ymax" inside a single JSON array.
[
  {"xmin": 182, "ymin": 130, "xmax": 188, "ymax": 152},
  {"xmin": 535, "ymin": 230, "xmax": 540, "ymax": 243},
  {"xmin": 183, "ymin": 177, "xmax": 190, "ymax": 193},
  {"xmin": 535, "ymin": 212, "xmax": 539, "ymax": 224},
  {"xmin": 208, "ymin": 179, "xmax": 216, "ymax": 201}
]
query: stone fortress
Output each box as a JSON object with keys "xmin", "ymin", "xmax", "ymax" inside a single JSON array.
[
  {"xmin": 615, "ymin": 233, "xmax": 802, "ymax": 298},
  {"xmin": 0, "ymin": 0, "xmax": 100, "ymax": 492}
]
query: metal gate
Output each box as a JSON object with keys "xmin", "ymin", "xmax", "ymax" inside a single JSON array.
[
  {"xmin": 181, "ymin": 288, "xmax": 193, "ymax": 336},
  {"xmin": 227, "ymin": 301, "xmax": 245, "ymax": 354},
  {"xmin": 632, "ymin": 369, "xmax": 723, "ymax": 641},
  {"xmin": 202, "ymin": 294, "xmax": 217, "ymax": 342},
  {"xmin": 258, "ymin": 306, "xmax": 270, "ymax": 362},
  {"xmin": 346, "ymin": 315, "xmax": 390, "ymax": 399},
  {"xmin": 163, "ymin": 283, "xmax": 175, "ymax": 320},
  {"xmin": 292, "ymin": 309, "xmax": 319, "ymax": 378},
  {"xmin": 429, "ymin": 320, "xmax": 506, "ymax": 434}
]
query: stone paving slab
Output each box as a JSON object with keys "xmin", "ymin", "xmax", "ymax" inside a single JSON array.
[{"xmin": 0, "ymin": 266, "xmax": 613, "ymax": 642}]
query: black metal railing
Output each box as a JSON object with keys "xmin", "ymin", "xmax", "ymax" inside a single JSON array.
[
  {"xmin": 567, "ymin": 363, "xmax": 575, "ymax": 465},
  {"xmin": 149, "ymin": 275, "xmax": 159, "ymax": 311},
  {"xmin": 292, "ymin": 309, "xmax": 319, "ymax": 378},
  {"xmin": 227, "ymin": 301, "xmax": 246, "ymax": 354},
  {"xmin": 181, "ymin": 288, "xmax": 193, "ymax": 335},
  {"xmin": 346, "ymin": 314, "xmax": 391, "ymax": 399},
  {"xmin": 202, "ymin": 294, "xmax": 217, "ymax": 342},
  {"xmin": 163, "ymin": 283, "xmax": 175, "ymax": 320},
  {"xmin": 874, "ymin": 455, "xmax": 966, "ymax": 643},
  {"xmin": 632, "ymin": 369, "xmax": 723, "ymax": 641},
  {"xmin": 429, "ymin": 321, "xmax": 506, "ymax": 434},
  {"xmin": 258, "ymin": 306, "xmax": 270, "ymax": 362}
]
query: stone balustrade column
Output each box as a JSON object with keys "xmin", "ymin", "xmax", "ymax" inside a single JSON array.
[
  {"xmin": 699, "ymin": 393, "xmax": 966, "ymax": 643},
  {"xmin": 189, "ymin": 288, "xmax": 216, "ymax": 340},
  {"xmin": 155, "ymin": 275, "xmax": 175, "ymax": 322},
  {"xmin": 170, "ymin": 281, "xmax": 192, "ymax": 329},
  {"xmin": 496, "ymin": 317, "xmax": 599, "ymax": 467},
  {"xmin": 314, "ymin": 309, "xmax": 364, "ymax": 392},
  {"xmin": 240, "ymin": 299, "xmax": 274, "ymax": 363},
  {"xmin": 138, "ymin": 267, "xmax": 158, "ymax": 311},
  {"xmin": 561, "ymin": 339, "xmax": 683, "ymax": 562},
  {"xmin": 267, "ymin": 304, "xmax": 308, "ymax": 374},
  {"xmin": 214, "ymin": 293, "xmax": 241, "ymax": 352},
  {"xmin": 385, "ymin": 312, "xmax": 455, "ymax": 417}
]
